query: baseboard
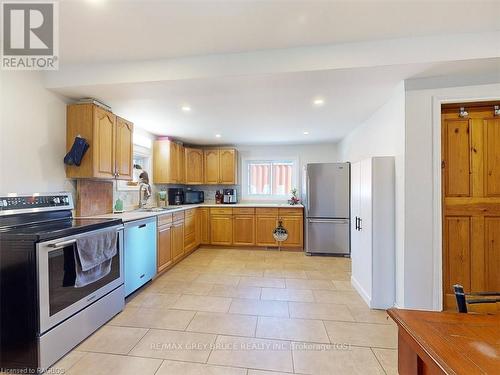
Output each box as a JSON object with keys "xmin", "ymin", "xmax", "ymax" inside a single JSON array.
[{"xmin": 351, "ymin": 275, "xmax": 371, "ymax": 308}]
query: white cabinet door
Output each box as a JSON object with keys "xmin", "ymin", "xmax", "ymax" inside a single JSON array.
[{"xmin": 350, "ymin": 161, "xmax": 361, "ymax": 274}]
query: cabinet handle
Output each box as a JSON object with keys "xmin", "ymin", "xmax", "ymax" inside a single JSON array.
[
  {"xmin": 139, "ymin": 274, "xmax": 145, "ymax": 279},
  {"xmin": 138, "ymin": 224, "xmax": 146, "ymax": 229}
]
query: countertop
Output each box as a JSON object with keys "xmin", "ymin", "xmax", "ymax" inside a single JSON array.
[{"xmin": 80, "ymin": 203, "xmax": 304, "ymax": 223}]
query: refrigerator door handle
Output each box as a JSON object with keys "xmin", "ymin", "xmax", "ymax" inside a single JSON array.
[
  {"xmin": 306, "ymin": 175, "xmax": 311, "ymax": 213},
  {"xmin": 308, "ymin": 219, "xmax": 350, "ymax": 224}
]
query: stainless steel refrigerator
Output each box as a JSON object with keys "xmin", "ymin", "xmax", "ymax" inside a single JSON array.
[{"xmin": 303, "ymin": 162, "xmax": 350, "ymax": 255}]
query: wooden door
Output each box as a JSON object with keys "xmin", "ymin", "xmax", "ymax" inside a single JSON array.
[
  {"xmin": 172, "ymin": 220, "xmax": 185, "ymax": 262},
  {"xmin": 93, "ymin": 107, "xmax": 116, "ymax": 178},
  {"xmin": 170, "ymin": 142, "xmax": 180, "ymax": 183},
  {"xmin": 115, "ymin": 117, "xmax": 133, "ymax": 180},
  {"xmin": 210, "ymin": 215, "xmax": 233, "ymax": 245},
  {"xmin": 153, "ymin": 140, "xmax": 173, "ymax": 184},
  {"xmin": 280, "ymin": 216, "xmax": 303, "ymax": 248},
  {"xmin": 204, "ymin": 149, "xmax": 220, "ymax": 184},
  {"xmin": 442, "ymin": 102, "xmax": 500, "ymax": 309},
  {"xmin": 199, "ymin": 208, "xmax": 210, "ymax": 244},
  {"xmin": 233, "ymin": 215, "xmax": 255, "ymax": 246},
  {"xmin": 220, "ymin": 149, "xmax": 237, "ymax": 184},
  {"xmin": 256, "ymin": 216, "xmax": 278, "ymax": 246},
  {"xmin": 157, "ymin": 224, "xmax": 172, "ymax": 273},
  {"xmin": 185, "ymin": 148, "xmax": 204, "ymax": 184}
]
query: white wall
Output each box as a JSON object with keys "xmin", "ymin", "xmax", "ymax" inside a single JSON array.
[
  {"xmin": 237, "ymin": 143, "xmax": 340, "ymax": 200},
  {"xmin": 0, "ymin": 71, "xmax": 73, "ymax": 194},
  {"xmin": 405, "ymin": 82, "xmax": 500, "ymax": 310},
  {"xmin": 338, "ymin": 82, "xmax": 405, "ymax": 307}
]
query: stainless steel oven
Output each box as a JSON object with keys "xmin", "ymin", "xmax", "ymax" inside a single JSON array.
[{"xmin": 37, "ymin": 225, "xmax": 124, "ymax": 334}]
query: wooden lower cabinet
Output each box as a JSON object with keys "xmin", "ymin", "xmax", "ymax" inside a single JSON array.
[
  {"xmin": 280, "ymin": 216, "xmax": 303, "ymax": 247},
  {"xmin": 184, "ymin": 209, "xmax": 196, "ymax": 252},
  {"xmin": 199, "ymin": 208, "xmax": 210, "ymax": 244},
  {"xmin": 233, "ymin": 215, "xmax": 255, "ymax": 246},
  {"xmin": 210, "ymin": 215, "xmax": 233, "ymax": 245},
  {"xmin": 157, "ymin": 223, "xmax": 172, "ymax": 273},
  {"xmin": 256, "ymin": 215, "xmax": 278, "ymax": 247},
  {"xmin": 172, "ymin": 220, "xmax": 185, "ymax": 262}
]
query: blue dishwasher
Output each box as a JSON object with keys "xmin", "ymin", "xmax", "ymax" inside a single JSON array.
[{"xmin": 124, "ymin": 217, "xmax": 157, "ymax": 296}]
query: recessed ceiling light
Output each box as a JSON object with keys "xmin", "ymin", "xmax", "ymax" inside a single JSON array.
[
  {"xmin": 313, "ymin": 98, "xmax": 325, "ymax": 106},
  {"xmin": 181, "ymin": 105, "xmax": 191, "ymax": 112},
  {"xmin": 303, "ymin": 131, "xmax": 309, "ymax": 135},
  {"xmin": 215, "ymin": 134, "xmax": 222, "ymax": 138}
]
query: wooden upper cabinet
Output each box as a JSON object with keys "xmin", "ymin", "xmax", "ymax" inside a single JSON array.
[
  {"xmin": 443, "ymin": 119, "xmax": 471, "ymax": 197},
  {"xmin": 115, "ymin": 117, "xmax": 134, "ymax": 180},
  {"xmin": 485, "ymin": 118, "xmax": 500, "ymax": 196},
  {"xmin": 185, "ymin": 148, "xmax": 204, "ymax": 184},
  {"xmin": 66, "ymin": 104, "xmax": 133, "ymax": 180},
  {"xmin": 153, "ymin": 140, "xmax": 185, "ymax": 184},
  {"xmin": 220, "ymin": 149, "xmax": 237, "ymax": 184},
  {"xmin": 204, "ymin": 149, "xmax": 220, "ymax": 184},
  {"xmin": 204, "ymin": 148, "xmax": 237, "ymax": 184}
]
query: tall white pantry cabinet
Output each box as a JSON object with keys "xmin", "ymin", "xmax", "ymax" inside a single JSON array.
[{"xmin": 350, "ymin": 156, "xmax": 395, "ymax": 309}]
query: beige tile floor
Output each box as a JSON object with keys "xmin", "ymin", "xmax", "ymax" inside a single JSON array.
[{"xmin": 52, "ymin": 247, "xmax": 398, "ymax": 375}]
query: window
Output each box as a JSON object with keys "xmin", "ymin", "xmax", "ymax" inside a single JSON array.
[
  {"xmin": 117, "ymin": 146, "xmax": 151, "ymax": 191},
  {"xmin": 246, "ymin": 160, "xmax": 295, "ymax": 198}
]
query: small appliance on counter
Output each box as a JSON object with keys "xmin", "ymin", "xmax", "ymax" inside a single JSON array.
[
  {"xmin": 168, "ymin": 188, "xmax": 184, "ymax": 205},
  {"xmin": 184, "ymin": 189, "xmax": 204, "ymax": 204},
  {"xmin": 222, "ymin": 188, "xmax": 237, "ymax": 204},
  {"xmin": 215, "ymin": 190, "xmax": 223, "ymax": 204}
]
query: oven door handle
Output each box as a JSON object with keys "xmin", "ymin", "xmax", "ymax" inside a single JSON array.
[{"xmin": 48, "ymin": 239, "xmax": 77, "ymax": 248}]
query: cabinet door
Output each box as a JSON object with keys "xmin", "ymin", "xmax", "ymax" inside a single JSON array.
[
  {"xmin": 200, "ymin": 208, "xmax": 210, "ymax": 244},
  {"xmin": 280, "ymin": 216, "xmax": 303, "ymax": 248},
  {"xmin": 210, "ymin": 215, "xmax": 233, "ymax": 245},
  {"xmin": 93, "ymin": 107, "xmax": 116, "ymax": 178},
  {"xmin": 177, "ymin": 144, "xmax": 185, "ymax": 183},
  {"xmin": 220, "ymin": 149, "xmax": 237, "ymax": 184},
  {"xmin": 153, "ymin": 140, "xmax": 172, "ymax": 184},
  {"xmin": 157, "ymin": 224, "xmax": 172, "ymax": 273},
  {"xmin": 184, "ymin": 209, "xmax": 196, "ymax": 252},
  {"xmin": 204, "ymin": 149, "xmax": 220, "ymax": 184},
  {"xmin": 233, "ymin": 215, "xmax": 255, "ymax": 246},
  {"xmin": 172, "ymin": 221, "xmax": 185, "ymax": 262},
  {"xmin": 185, "ymin": 148, "xmax": 204, "ymax": 184},
  {"xmin": 170, "ymin": 142, "xmax": 180, "ymax": 183},
  {"xmin": 115, "ymin": 117, "xmax": 133, "ymax": 180},
  {"xmin": 256, "ymin": 216, "xmax": 278, "ymax": 246}
]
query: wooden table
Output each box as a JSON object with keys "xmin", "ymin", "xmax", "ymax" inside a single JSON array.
[{"xmin": 387, "ymin": 308, "xmax": 499, "ymax": 375}]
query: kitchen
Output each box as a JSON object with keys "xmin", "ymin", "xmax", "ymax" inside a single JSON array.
[{"xmin": 1, "ymin": 1, "xmax": 500, "ymax": 375}]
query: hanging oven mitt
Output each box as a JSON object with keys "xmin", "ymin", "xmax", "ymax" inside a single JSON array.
[{"xmin": 64, "ymin": 136, "xmax": 89, "ymax": 166}]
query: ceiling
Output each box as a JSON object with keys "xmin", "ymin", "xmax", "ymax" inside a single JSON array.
[
  {"xmin": 60, "ymin": 0, "xmax": 500, "ymax": 64},
  {"xmin": 52, "ymin": 1, "xmax": 500, "ymax": 145},
  {"xmin": 56, "ymin": 58, "xmax": 500, "ymax": 145}
]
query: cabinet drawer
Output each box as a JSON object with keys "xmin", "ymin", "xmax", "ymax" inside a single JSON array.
[
  {"xmin": 256, "ymin": 208, "xmax": 279, "ymax": 216},
  {"xmin": 184, "ymin": 208, "xmax": 195, "ymax": 218},
  {"xmin": 233, "ymin": 207, "xmax": 255, "ymax": 215},
  {"xmin": 210, "ymin": 207, "xmax": 233, "ymax": 215},
  {"xmin": 279, "ymin": 208, "xmax": 303, "ymax": 217},
  {"xmin": 158, "ymin": 213, "xmax": 173, "ymax": 226},
  {"xmin": 173, "ymin": 211, "xmax": 185, "ymax": 222}
]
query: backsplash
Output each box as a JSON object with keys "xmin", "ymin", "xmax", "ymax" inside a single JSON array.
[{"xmin": 155, "ymin": 184, "xmax": 241, "ymax": 204}]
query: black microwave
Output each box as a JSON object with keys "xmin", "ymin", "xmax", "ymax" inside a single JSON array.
[{"xmin": 184, "ymin": 190, "xmax": 204, "ymax": 204}]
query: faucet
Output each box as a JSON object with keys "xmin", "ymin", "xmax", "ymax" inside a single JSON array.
[{"xmin": 138, "ymin": 171, "xmax": 152, "ymax": 208}]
